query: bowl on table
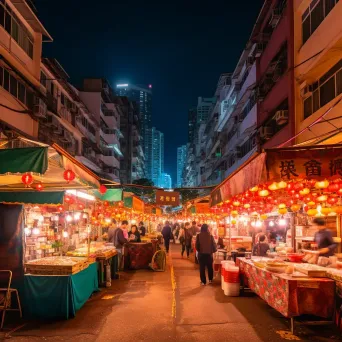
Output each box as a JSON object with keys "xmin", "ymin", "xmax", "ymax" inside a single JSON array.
[{"xmin": 287, "ymin": 253, "xmax": 304, "ymax": 263}]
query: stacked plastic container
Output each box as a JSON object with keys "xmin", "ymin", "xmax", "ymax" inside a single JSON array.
[{"xmin": 221, "ymin": 261, "xmax": 240, "ymax": 296}]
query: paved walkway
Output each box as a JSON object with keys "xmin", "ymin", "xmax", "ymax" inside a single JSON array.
[{"xmin": 3, "ymin": 245, "xmax": 340, "ymax": 341}]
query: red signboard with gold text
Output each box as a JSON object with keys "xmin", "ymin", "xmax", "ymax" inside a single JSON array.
[
  {"xmin": 267, "ymin": 146, "xmax": 342, "ymax": 181},
  {"xmin": 156, "ymin": 190, "xmax": 180, "ymax": 206}
]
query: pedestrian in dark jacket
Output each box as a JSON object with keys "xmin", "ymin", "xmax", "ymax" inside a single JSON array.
[
  {"xmin": 179, "ymin": 222, "xmax": 192, "ymax": 258},
  {"xmin": 113, "ymin": 220, "xmax": 128, "ymax": 270},
  {"xmin": 162, "ymin": 221, "xmax": 172, "ymax": 253},
  {"xmin": 252, "ymin": 235, "xmax": 270, "ymax": 256},
  {"xmin": 195, "ymin": 224, "xmax": 217, "ymax": 285},
  {"xmin": 139, "ymin": 222, "xmax": 146, "ymax": 236}
]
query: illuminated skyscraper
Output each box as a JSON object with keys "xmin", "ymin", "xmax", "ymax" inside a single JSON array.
[
  {"xmin": 177, "ymin": 145, "xmax": 187, "ymax": 187},
  {"xmin": 116, "ymin": 83, "xmax": 152, "ymax": 178}
]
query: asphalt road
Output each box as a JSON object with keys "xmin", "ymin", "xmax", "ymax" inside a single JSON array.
[{"xmin": 2, "ymin": 245, "xmax": 340, "ymax": 341}]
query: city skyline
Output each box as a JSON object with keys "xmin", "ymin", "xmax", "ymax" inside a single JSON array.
[{"xmin": 34, "ymin": 0, "xmax": 264, "ymax": 182}]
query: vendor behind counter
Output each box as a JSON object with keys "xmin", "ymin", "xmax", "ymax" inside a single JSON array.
[{"xmin": 313, "ymin": 217, "xmax": 337, "ymax": 257}]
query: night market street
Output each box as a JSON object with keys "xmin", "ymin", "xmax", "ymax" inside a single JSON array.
[{"xmin": 2, "ymin": 245, "xmax": 338, "ymax": 342}]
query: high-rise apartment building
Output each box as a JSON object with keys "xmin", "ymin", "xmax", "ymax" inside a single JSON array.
[
  {"xmin": 148, "ymin": 127, "xmax": 164, "ymax": 186},
  {"xmin": 197, "ymin": 97, "xmax": 216, "ymax": 124},
  {"xmin": 188, "ymin": 107, "xmax": 197, "ymax": 143},
  {"xmin": 158, "ymin": 173, "xmax": 172, "ymax": 189},
  {"xmin": 176, "ymin": 145, "xmax": 187, "ymax": 187},
  {"xmin": 116, "ymin": 83, "xmax": 152, "ymax": 178}
]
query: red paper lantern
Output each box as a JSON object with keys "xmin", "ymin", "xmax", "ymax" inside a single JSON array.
[
  {"xmin": 63, "ymin": 170, "xmax": 75, "ymax": 183},
  {"xmin": 21, "ymin": 173, "xmax": 33, "ymax": 186},
  {"xmin": 328, "ymin": 197, "xmax": 338, "ymax": 205},
  {"xmin": 99, "ymin": 185, "xmax": 107, "ymax": 194},
  {"xmin": 78, "ymin": 203, "xmax": 84, "ymax": 210},
  {"xmin": 35, "ymin": 183, "xmax": 43, "ymax": 191},
  {"xmin": 328, "ymin": 183, "xmax": 339, "ymax": 193}
]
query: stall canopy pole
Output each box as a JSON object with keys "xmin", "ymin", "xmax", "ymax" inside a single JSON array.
[
  {"xmin": 337, "ymin": 215, "xmax": 341, "ymax": 254},
  {"xmin": 291, "ymin": 213, "xmax": 296, "ymax": 253}
]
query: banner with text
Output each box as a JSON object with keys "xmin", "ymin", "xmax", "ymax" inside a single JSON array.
[
  {"xmin": 156, "ymin": 190, "xmax": 180, "ymax": 207},
  {"xmin": 266, "ymin": 146, "xmax": 342, "ymax": 181}
]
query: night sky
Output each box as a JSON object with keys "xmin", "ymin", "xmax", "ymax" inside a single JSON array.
[{"xmin": 35, "ymin": 0, "xmax": 264, "ymax": 184}]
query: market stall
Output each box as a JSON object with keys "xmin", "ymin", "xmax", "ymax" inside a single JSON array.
[
  {"xmin": 0, "ymin": 141, "xmax": 110, "ymax": 319},
  {"xmin": 237, "ymin": 257, "xmax": 335, "ymax": 332},
  {"xmin": 206, "ymin": 145, "xmax": 342, "ymax": 331}
]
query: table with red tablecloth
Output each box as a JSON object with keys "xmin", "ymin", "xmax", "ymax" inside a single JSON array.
[
  {"xmin": 237, "ymin": 258, "xmax": 335, "ymax": 319},
  {"xmin": 124, "ymin": 242, "xmax": 158, "ymax": 270}
]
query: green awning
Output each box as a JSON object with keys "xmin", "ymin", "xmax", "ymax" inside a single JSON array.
[
  {"xmin": 0, "ymin": 147, "xmax": 48, "ymax": 175},
  {"xmin": 124, "ymin": 197, "xmax": 133, "ymax": 208},
  {"xmin": 94, "ymin": 189, "xmax": 122, "ymax": 202},
  {"xmin": 0, "ymin": 191, "xmax": 64, "ymax": 205}
]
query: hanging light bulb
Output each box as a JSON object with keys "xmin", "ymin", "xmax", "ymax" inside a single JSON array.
[
  {"xmin": 131, "ymin": 219, "xmax": 137, "ymax": 224},
  {"xmin": 24, "ymin": 227, "xmax": 32, "ymax": 236},
  {"xmin": 255, "ymin": 220, "xmax": 262, "ymax": 228},
  {"xmin": 66, "ymin": 215, "xmax": 73, "ymax": 222},
  {"xmin": 38, "ymin": 215, "xmax": 44, "ymax": 223},
  {"xmin": 269, "ymin": 220, "xmax": 275, "ymax": 227},
  {"xmin": 74, "ymin": 212, "xmax": 81, "ymax": 221},
  {"xmin": 279, "ymin": 218, "xmax": 287, "ymax": 226},
  {"xmin": 251, "ymin": 221, "xmax": 256, "ymax": 227},
  {"xmin": 32, "ymin": 228, "xmax": 40, "ymax": 235},
  {"xmin": 62, "ymin": 231, "xmax": 69, "ymax": 238},
  {"xmin": 105, "ymin": 218, "xmax": 111, "ymax": 223},
  {"xmin": 82, "ymin": 213, "xmax": 88, "ymax": 219}
]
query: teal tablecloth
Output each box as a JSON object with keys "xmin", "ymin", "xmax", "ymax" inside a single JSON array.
[{"xmin": 23, "ymin": 262, "xmax": 99, "ymax": 319}]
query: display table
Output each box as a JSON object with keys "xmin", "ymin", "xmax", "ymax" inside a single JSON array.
[
  {"xmin": 23, "ymin": 262, "xmax": 99, "ymax": 319},
  {"xmin": 124, "ymin": 242, "xmax": 156, "ymax": 270},
  {"xmin": 237, "ymin": 258, "xmax": 335, "ymax": 326},
  {"xmin": 97, "ymin": 253, "xmax": 118, "ymax": 286}
]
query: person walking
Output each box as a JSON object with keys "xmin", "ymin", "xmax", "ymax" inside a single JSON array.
[
  {"xmin": 138, "ymin": 221, "xmax": 146, "ymax": 237},
  {"xmin": 162, "ymin": 221, "xmax": 172, "ymax": 254},
  {"xmin": 179, "ymin": 222, "xmax": 192, "ymax": 258},
  {"xmin": 195, "ymin": 224, "xmax": 217, "ymax": 285}
]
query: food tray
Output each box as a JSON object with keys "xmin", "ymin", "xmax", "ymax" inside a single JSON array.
[
  {"xmin": 25, "ymin": 257, "xmax": 89, "ymax": 275},
  {"xmin": 294, "ymin": 264, "xmax": 327, "ymax": 278},
  {"xmin": 96, "ymin": 249, "xmax": 117, "ymax": 260}
]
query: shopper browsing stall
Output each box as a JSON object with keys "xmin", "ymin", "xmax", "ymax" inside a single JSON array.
[
  {"xmin": 129, "ymin": 225, "xmax": 141, "ymax": 243},
  {"xmin": 253, "ymin": 235, "xmax": 270, "ymax": 256}
]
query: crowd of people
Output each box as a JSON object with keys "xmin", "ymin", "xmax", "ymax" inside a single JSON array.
[{"xmin": 160, "ymin": 220, "xmax": 217, "ymax": 285}]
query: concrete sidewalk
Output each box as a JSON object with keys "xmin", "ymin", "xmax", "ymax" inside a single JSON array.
[{"xmin": 3, "ymin": 245, "xmax": 340, "ymax": 341}]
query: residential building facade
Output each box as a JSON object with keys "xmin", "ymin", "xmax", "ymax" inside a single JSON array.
[
  {"xmin": 182, "ymin": 0, "xmax": 293, "ymax": 187},
  {"xmin": 0, "ymin": 0, "xmax": 52, "ymax": 138},
  {"xmin": 81, "ymin": 78, "xmax": 123, "ymax": 182},
  {"xmin": 293, "ymin": 0, "xmax": 342, "ymax": 145},
  {"xmin": 176, "ymin": 145, "xmax": 187, "ymax": 187}
]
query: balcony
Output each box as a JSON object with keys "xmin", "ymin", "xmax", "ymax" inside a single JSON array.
[
  {"xmin": 101, "ymin": 105, "xmax": 118, "ymax": 128},
  {"xmin": 99, "ymin": 153, "xmax": 120, "ymax": 169},
  {"xmin": 239, "ymin": 104, "xmax": 257, "ymax": 137},
  {"xmin": 100, "ymin": 127, "xmax": 119, "ymax": 146},
  {"xmin": 76, "ymin": 119, "xmax": 96, "ymax": 143}
]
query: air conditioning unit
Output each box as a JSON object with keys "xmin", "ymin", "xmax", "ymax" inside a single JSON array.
[
  {"xmin": 300, "ymin": 85, "xmax": 313, "ymax": 99},
  {"xmin": 33, "ymin": 97, "xmax": 47, "ymax": 118},
  {"xmin": 269, "ymin": 8, "xmax": 281, "ymax": 28},
  {"xmin": 259, "ymin": 126, "xmax": 273, "ymax": 140},
  {"xmin": 275, "ymin": 110, "xmax": 289, "ymax": 125}
]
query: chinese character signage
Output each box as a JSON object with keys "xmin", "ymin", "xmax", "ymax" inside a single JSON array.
[
  {"xmin": 156, "ymin": 190, "xmax": 180, "ymax": 206},
  {"xmin": 267, "ymin": 147, "xmax": 342, "ymax": 181}
]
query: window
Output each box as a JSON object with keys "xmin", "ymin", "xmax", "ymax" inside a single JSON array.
[
  {"xmin": 302, "ymin": 0, "xmax": 339, "ymax": 44},
  {"xmin": 303, "ymin": 59, "xmax": 342, "ymax": 119},
  {"xmin": 61, "ymin": 93, "xmax": 65, "ymax": 105},
  {"xmin": 9, "ymin": 74, "xmax": 17, "ymax": 97},
  {"xmin": 40, "ymin": 71, "xmax": 47, "ymax": 87}
]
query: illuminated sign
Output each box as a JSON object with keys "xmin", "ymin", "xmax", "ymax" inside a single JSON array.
[
  {"xmin": 156, "ymin": 190, "xmax": 180, "ymax": 207},
  {"xmin": 117, "ymin": 84, "xmax": 128, "ymax": 87}
]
